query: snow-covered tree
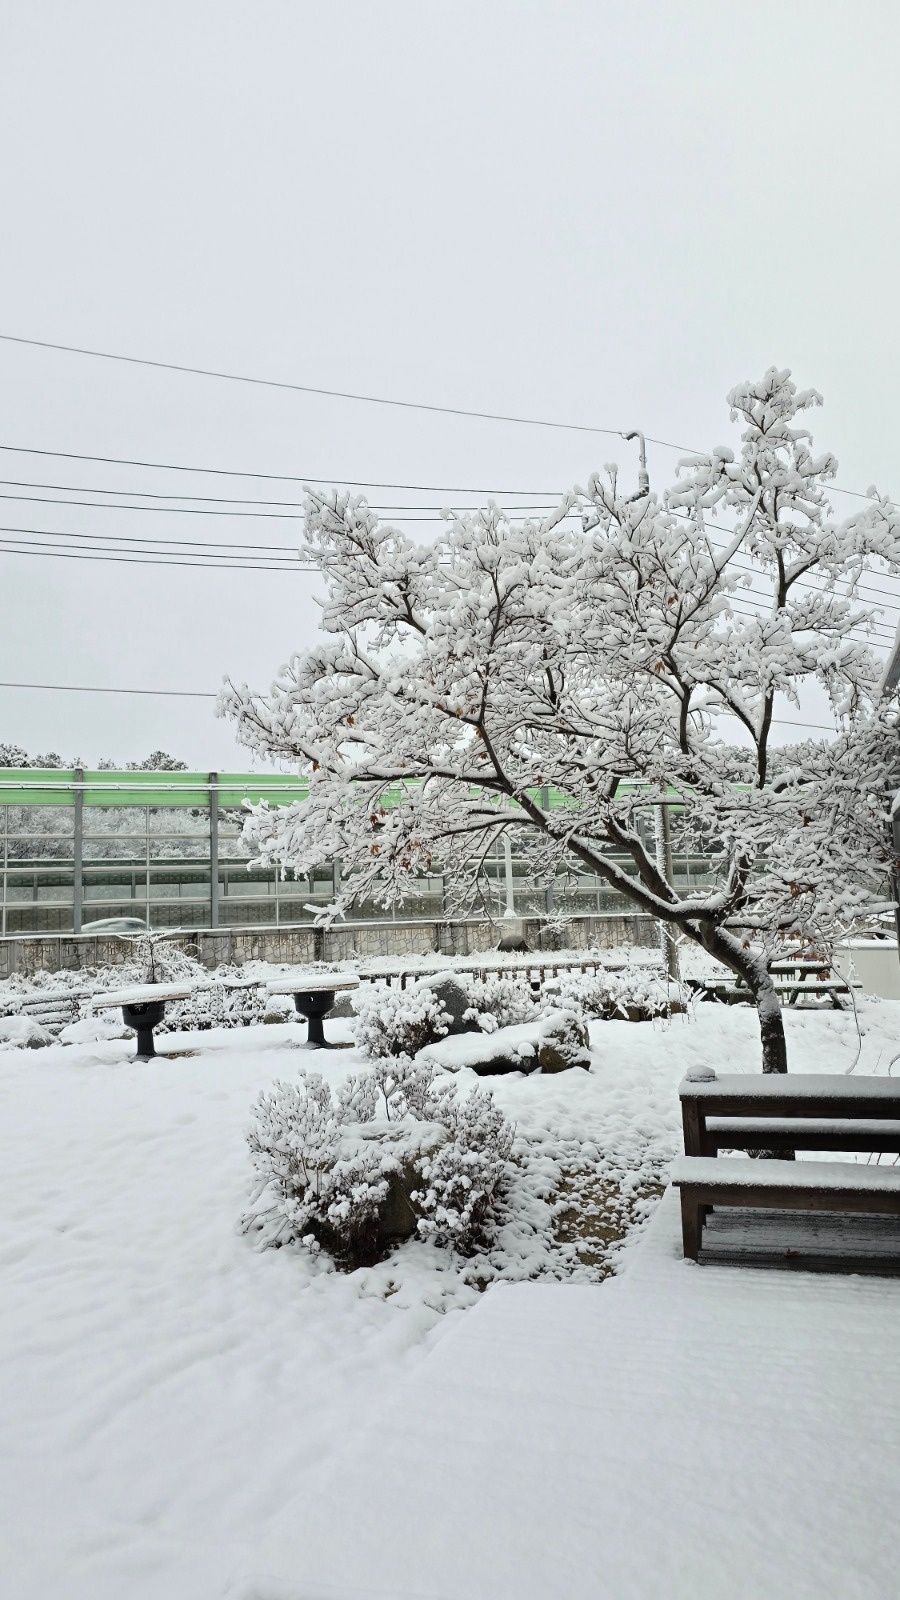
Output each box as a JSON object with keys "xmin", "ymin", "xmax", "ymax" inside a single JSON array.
[
  {"xmin": 1, "ymin": 747, "xmax": 187, "ymax": 771},
  {"xmin": 125, "ymin": 751, "xmax": 188, "ymax": 771},
  {"xmin": 0, "ymin": 745, "xmax": 68, "ymax": 768},
  {"xmin": 221, "ymin": 369, "xmax": 900, "ymax": 1073}
]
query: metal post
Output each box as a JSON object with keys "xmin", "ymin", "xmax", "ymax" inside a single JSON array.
[
  {"xmin": 883, "ymin": 806, "xmax": 890, "ymax": 953},
  {"xmin": 892, "ymin": 808, "xmax": 900, "ymax": 954},
  {"xmin": 208, "ymin": 771, "xmax": 219, "ymax": 928},
  {"xmin": 502, "ymin": 831, "xmax": 516, "ymax": 918},
  {"xmin": 541, "ymin": 786, "xmax": 555, "ymax": 915},
  {"xmin": 654, "ymin": 801, "xmax": 681, "ymax": 982},
  {"xmin": 1, "ymin": 804, "xmax": 7, "ymax": 937},
  {"xmin": 73, "ymin": 767, "xmax": 84, "ymax": 934},
  {"xmin": 144, "ymin": 807, "xmax": 151, "ymax": 930}
]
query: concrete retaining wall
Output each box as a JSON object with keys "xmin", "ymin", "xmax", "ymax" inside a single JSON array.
[{"xmin": 0, "ymin": 913, "xmax": 658, "ymax": 979}]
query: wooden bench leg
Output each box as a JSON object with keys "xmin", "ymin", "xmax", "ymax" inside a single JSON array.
[{"xmin": 680, "ymin": 1189, "xmax": 703, "ymax": 1261}]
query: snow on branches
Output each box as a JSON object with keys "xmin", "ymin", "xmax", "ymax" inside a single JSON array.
[{"xmin": 220, "ymin": 369, "xmax": 900, "ymax": 1071}]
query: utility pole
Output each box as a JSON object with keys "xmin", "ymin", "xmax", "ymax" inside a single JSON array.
[{"xmin": 654, "ymin": 801, "xmax": 680, "ymax": 982}]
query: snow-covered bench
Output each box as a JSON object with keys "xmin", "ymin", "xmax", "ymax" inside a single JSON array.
[
  {"xmin": 17, "ymin": 987, "xmax": 89, "ymax": 1036},
  {"xmin": 672, "ymin": 1156, "xmax": 900, "ymax": 1273},
  {"xmin": 679, "ymin": 1071, "xmax": 900, "ymax": 1158},
  {"xmin": 265, "ymin": 972, "xmax": 359, "ymax": 1048},
  {"xmin": 91, "ymin": 980, "xmax": 194, "ymax": 1060},
  {"xmin": 685, "ymin": 973, "xmax": 854, "ymax": 1009}
]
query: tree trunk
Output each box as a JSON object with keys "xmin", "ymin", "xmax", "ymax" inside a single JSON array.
[
  {"xmin": 705, "ymin": 946, "xmax": 793, "ymax": 1156},
  {"xmin": 758, "ymin": 997, "xmax": 788, "ymax": 1075},
  {"xmin": 699, "ymin": 929, "xmax": 789, "ymax": 1076}
]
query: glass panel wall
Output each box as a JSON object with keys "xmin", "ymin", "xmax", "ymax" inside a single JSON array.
[{"xmin": 1, "ymin": 773, "xmax": 726, "ymax": 937}]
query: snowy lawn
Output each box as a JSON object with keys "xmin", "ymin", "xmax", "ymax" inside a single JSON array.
[{"xmin": 1, "ymin": 1000, "xmax": 898, "ymax": 1598}]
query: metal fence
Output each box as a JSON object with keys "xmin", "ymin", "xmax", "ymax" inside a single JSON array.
[{"xmin": 0, "ymin": 768, "xmax": 720, "ymax": 951}]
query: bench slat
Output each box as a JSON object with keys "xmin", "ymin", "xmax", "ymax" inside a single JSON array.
[
  {"xmin": 672, "ymin": 1156, "xmax": 900, "ymax": 1192},
  {"xmin": 681, "ymin": 1073, "xmax": 900, "ymax": 1102},
  {"xmin": 703, "ymin": 1117, "xmax": 900, "ymax": 1153}
]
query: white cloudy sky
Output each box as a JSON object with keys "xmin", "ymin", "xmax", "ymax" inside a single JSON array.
[{"xmin": 0, "ymin": 0, "xmax": 898, "ymax": 769}]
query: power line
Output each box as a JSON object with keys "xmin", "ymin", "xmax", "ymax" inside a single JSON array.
[
  {"xmin": 0, "ymin": 335, "xmax": 882, "ymax": 501},
  {"xmin": 0, "ymin": 541, "xmax": 316, "ymax": 574},
  {"xmin": 0, "ymin": 520, "xmax": 300, "ymax": 555},
  {"xmin": 3, "ymin": 471, "xmax": 900, "ymax": 609},
  {"xmin": 0, "ymin": 680, "xmax": 216, "ymax": 698},
  {"xmin": 0, "ymin": 330, "xmax": 636, "ymax": 440},
  {"xmin": 0, "ymin": 678, "xmax": 863, "ymax": 735},
  {"xmin": 0, "ymin": 490, "xmax": 306, "ymax": 521},
  {"xmin": 1, "ymin": 522, "xmax": 897, "ymax": 639},
  {"xmin": 0, "ymin": 475, "xmax": 306, "ymax": 508},
  {"xmin": 0, "ymin": 442, "xmax": 567, "ymax": 496}
]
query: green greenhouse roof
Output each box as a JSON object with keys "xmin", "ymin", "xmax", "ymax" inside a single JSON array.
[{"xmin": 0, "ymin": 769, "xmax": 673, "ymax": 811}]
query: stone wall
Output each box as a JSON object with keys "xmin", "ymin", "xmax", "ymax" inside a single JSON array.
[{"xmin": 0, "ymin": 913, "xmax": 657, "ymax": 979}]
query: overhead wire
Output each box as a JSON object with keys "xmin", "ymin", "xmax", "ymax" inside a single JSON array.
[
  {"xmin": 0, "ymin": 519, "xmax": 897, "ymax": 640},
  {"xmin": 0, "ymin": 333, "xmax": 883, "ymax": 502},
  {"xmin": 2, "ymin": 476, "xmax": 900, "ymax": 610},
  {"xmin": 0, "ymin": 542, "xmax": 316, "ymax": 574},
  {"xmin": 0, "ymin": 677, "xmax": 844, "ymax": 735}
]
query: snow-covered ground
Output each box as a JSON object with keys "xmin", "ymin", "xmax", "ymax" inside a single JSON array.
[
  {"xmin": 244, "ymin": 1189, "xmax": 900, "ymax": 1600},
  {"xmin": 1, "ymin": 999, "xmax": 899, "ymax": 1598}
]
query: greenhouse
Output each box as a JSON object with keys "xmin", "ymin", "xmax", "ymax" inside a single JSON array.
[{"xmin": 0, "ymin": 768, "xmax": 719, "ymax": 938}]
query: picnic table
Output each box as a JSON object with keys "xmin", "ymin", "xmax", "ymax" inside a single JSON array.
[
  {"xmin": 686, "ymin": 959, "xmax": 853, "ymax": 1010},
  {"xmin": 266, "ymin": 971, "xmax": 360, "ymax": 1048},
  {"xmin": 676, "ymin": 1070, "xmax": 900, "ymax": 1273}
]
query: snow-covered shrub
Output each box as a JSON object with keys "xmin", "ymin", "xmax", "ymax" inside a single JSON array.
[
  {"xmin": 352, "ymin": 983, "xmax": 450, "ymax": 1059},
  {"xmin": 0, "ymin": 987, "xmax": 22, "ymax": 1019},
  {"xmin": 0, "ymin": 1015, "xmax": 52, "ymax": 1050},
  {"xmin": 241, "ymin": 1058, "xmax": 514, "ymax": 1265},
  {"xmin": 60, "ymin": 1013, "xmax": 131, "ymax": 1046},
  {"xmin": 413, "ymin": 1083, "xmax": 515, "ymax": 1250},
  {"xmin": 462, "ymin": 973, "xmax": 537, "ymax": 1033},
  {"xmin": 552, "ymin": 967, "xmax": 686, "ymax": 1023},
  {"xmin": 537, "ymin": 913, "xmax": 573, "ymax": 951},
  {"xmin": 243, "ymin": 1072, "xmax": 392, "ymax": 1264}
]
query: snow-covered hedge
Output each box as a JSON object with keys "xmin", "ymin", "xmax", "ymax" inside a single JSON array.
[
  {"xmin": 352, "ymin": 972, "xmax": 540, "ymax": 1059},
  {"xmin": 550, "ymin": 967, "xmax": 687, "ymax": 1023},
  {"xmin": 241, "ymin": 1057, "xmax": 514, "ymax": 1266}
]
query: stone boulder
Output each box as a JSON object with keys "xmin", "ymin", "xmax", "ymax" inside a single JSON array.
[
  {"xmin": 420, "ymin": 1021, "xmax": 540, "ymax": 1077},
  {"xmin": 536, "ymin": 1009, "xmax": 591, "ymax": 1074},
  {"xmin": 263, "ymin": 995, "xmax": 297, "ymax": 1024},
  {"xmin": 413, "ymin": 970, "xmax": 477, "ymax": 1036},
  {"xmin": 319, "ymin": 1118, "xmax": 449, "ymax": 1260}
]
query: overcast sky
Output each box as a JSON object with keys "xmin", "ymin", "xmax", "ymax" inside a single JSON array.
[{"xmin": 1, "ymin": 0, "xmax": 898, "ymax": 770}]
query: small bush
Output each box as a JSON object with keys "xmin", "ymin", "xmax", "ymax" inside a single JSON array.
[
  {"xmin": 462, "ymin": 974, "xmax": 538, "ymax": 1033},
  {"xmin": 413, "ymin": 1083, "xmax": 515, "ymax": 1248},
  {"xmin": 352, "ymin": 984, "xmax": 450, "ymax": 1059},
  {"xmin": 241, "ymin": 1057, "xmax": 514, "ymax": 1265}
]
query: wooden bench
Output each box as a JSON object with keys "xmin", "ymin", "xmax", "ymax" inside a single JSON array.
[
  {"xmin": 677, "ymin": 1072, "xmax": 900, "ymax": 1272},
  {"xmin": 672, "ymin": 1156, "xmax": 900, "ymax": 1274},
  {"xmin": 680, "ymin": 1072, "xmax": 900, "ymax": 1158}
]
